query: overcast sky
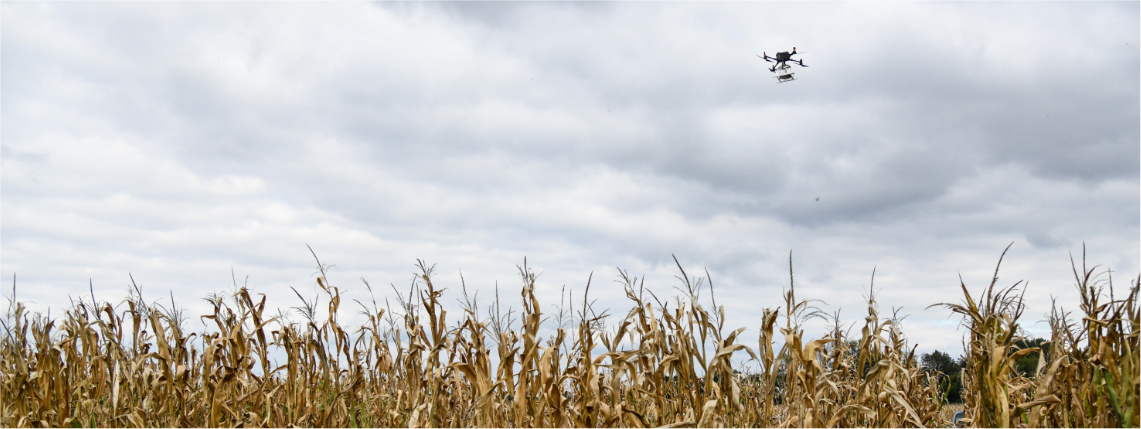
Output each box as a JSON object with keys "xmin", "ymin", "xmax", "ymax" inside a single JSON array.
[{"xmin": 2, "ymin": 1, "xmax": 1138, "ymax": 358}]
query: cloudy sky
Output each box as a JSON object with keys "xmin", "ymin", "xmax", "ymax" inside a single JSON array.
[{"xmin": 2, "ymin": 1, "xmax": 1138, "ymax": 357}]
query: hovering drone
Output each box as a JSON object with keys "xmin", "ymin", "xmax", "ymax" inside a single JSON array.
[{"xmin": 758, "ymin": 47, "xmax": 807, "ymax": 83}]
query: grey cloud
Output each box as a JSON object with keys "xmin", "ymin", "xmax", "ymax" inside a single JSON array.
[
  {"xmin": 0, "ymin": 144, "xmax": 47, "ymax": 163},
  {"xmin": 1, "ymin": 1, "xmax": 1136, "ymax": 358}
]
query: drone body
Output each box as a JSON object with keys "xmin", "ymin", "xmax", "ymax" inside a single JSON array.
[{"xmin": 758, "ymin": 47, "xmax": 807, "ymax": 83}]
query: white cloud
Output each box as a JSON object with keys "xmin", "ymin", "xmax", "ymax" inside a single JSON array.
[{"xmin": 2, "ymin": 1, "xmax": 1136, "ymax": 359}]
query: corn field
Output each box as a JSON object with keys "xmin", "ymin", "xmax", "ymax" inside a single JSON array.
[{"xmin": 2, "ymin": 245, "xmax": 1137, "ymax": 428}]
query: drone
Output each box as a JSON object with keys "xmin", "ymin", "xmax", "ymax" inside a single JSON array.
[{"xmin": 758, "ymin": 47, "xmax": 807, "ymax": 83}]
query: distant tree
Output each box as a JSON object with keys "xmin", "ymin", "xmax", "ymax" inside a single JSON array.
[
  {"xmin": 1011, "ymin": 337, "xmax": 1050, "ymax": 377},
  {"xmin": 921, "ymin": 350, "xmax": 964, "ymax": 404},
  {"xmin": 921, "ymin": 350, "xmax": 958, "ymax": 376}
]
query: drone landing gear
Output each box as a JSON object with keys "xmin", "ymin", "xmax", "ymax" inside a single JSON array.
[{"xmin": 773, "ymin": 64, "xmax": 795, "ymax": 83}]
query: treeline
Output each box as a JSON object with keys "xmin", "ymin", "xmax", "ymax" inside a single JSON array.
[{"xmin": 922, "ymin": 338, "xmax": 1050, "ymax": 404}]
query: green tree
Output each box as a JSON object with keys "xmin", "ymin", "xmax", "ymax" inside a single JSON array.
[
  {"xmin": 1011, "ymin": 337, "xmax": 1050, "ymax": 377},
  {"xmin": 922, "ymin": 350, "xmax": 958, "ymax": 375},
  {"xmin": 922, "ymin": 350, "xmax": 965, "ymax": 404}
]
